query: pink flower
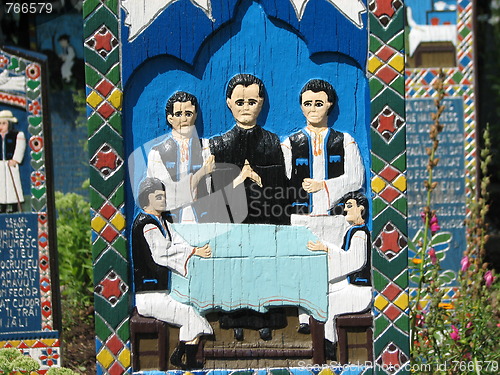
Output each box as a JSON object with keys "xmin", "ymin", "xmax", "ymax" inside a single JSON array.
[
  {"xmin": 466, "ymin": 322, "xmax": 473, "ymax": 329},
  {"xmin": 484, "ymin": 270, "xmax": 495, "ymax": 288},
  {"xmin": 460, "ymin": 256, "xmax": 470, "ymax": 272},
  {"xmin": 428, "ymin": 248, "xmax": 437, "ymax": 265},
  {"xmin": 430, "ymin": 214, "xmax": 441, "ymax": 234},
  {"xmin": 420, "ymin": 211, "xmax": 426, "ymax": 222},
  {"xmin": 450, "ymin": 325, "xmax": 460, "ymax": 341}
]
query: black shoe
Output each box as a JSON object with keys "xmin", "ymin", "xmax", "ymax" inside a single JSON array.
[
  {"xmin": 234, "ymin": 328, "xmax": 244, "ymax": 341},
  {"xmin": 170, "ymin": 342, "xmax": 186, "ymax": 369},
  {"xmin": 297, "ymin": 323, "xmax": 310, "ymax": 334},
  {"xmin": 324, "ymin": 339, "xmax": 337, "ymax": 360},
  {"xmin": 259, "ymin": 327, "xmax": 272, "ymax": 341},
  {"xmin": 185, "ymin": 344, "xmax": 204, "ymax": 370}
]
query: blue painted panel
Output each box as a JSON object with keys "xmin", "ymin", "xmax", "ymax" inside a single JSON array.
[
  {"xmin": 406, "ymin": 98, "xmax": 465, "ymax": 278},
  {"xmin": 120, "ymin": 0, "xmax": 368, "ymax": 85},
  {"xmin": 0, "ymin": 213, "xmax": 41, "ymax": 334},
  {"xmin": 169, "ymin": 223, "xmax": 328, "ymax": 321},
  {"xmin": 124, "ymin": 2, "xmax": 370, "ymax": 197}
]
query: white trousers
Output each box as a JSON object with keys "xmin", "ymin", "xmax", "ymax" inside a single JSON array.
[
  {"xmin": 325, "ymin": 279, "xmax": 372, "ymax": 343},
  {"xmin": 136, "ymin": 292, "xmax": 213, "ymax": 342}
]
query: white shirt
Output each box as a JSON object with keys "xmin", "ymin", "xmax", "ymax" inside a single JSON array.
[{"xmin": 282, "ymin": 128, "xmax": 364, "ymax": 214}]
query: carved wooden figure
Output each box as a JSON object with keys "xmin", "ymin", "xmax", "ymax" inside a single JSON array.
[{"xmin": 0, "ymin": 110, "xmax": 26, "ymax": 213}]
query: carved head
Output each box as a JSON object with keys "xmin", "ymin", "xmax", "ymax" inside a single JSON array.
[
  {"xmin": 299, "ymin": 79, "xmax": 337, "ymax": 127},
  {"xmin": 338, "ymin": 191, "xmax": 368, "ymax": 225},
  {"xmin": 138, "ymin": 177, "xmax": 167, "ymax": 213},
  {"xmin": 165, "ymin": 91, "xmax": 198, "ymax": 138},
  {"xmin": 0, "ymin": 109, "xmax": 18, "ymax": 135},
  {"xmin": 226, "ymin": 74, "xmax": 265, "ymax": 128}
]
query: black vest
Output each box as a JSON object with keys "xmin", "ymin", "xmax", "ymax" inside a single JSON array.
[
  {"xmin": 341, "ymin": 225, "xmax": 372, "ymax": 287},
  {"xmin": 289, "ymin": 129, "xmax": 345, "ymax": 214},
  {"xmin": 132, "ymin": 212, "xmax": 172, "ymax": 292},
  {"xmin": 152, "ymin": 137, "xmax": 209, "ymax": 222},
  {"xmin": 1, "ymin": 130, "xmax": 19, "ymax": 160}
]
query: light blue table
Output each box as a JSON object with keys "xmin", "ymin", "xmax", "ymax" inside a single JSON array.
[{"xmin": 170, "ymin": 223, "xmax": 328, "ymax": 321}]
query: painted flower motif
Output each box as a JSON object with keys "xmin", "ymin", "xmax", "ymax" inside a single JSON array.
[
  {"xmin": 484, "ymin": 270, "xmax": 495, "ymax": 287},
  {"xmin": 412, "ymin": 258, "xmax": 422, "ymax": 264},
  {"xmin": 429, "ymin": 214, "xmax": 441, "ymax": 234},
  {"xmin": 460, "ymin": 256, "xmax": 470, "ymax": 272},
  {"xmin": 0, "ymin": 55, "xmax": 9, "ymax": 68},
  {"xmin": 31, "ymin": 171, "xmax": 46, "ymax": 187},
  {"xmin": 428, "ymin": 248, "xmax": 437, "ymax": 265},
  {"xmin": 29, "ymin": 136, "xmax": 44, "ymax": 152},
  {"xmin": 39, "ymin": 348, "xmax": 60, "ymax": 367},
  {"xmin": 26, "ymin": 63, "xmax": 41, "ymax": 79},
  {"xmin": 450, "ymin": 325, "xmax": 460, "ymax": 341},
  {"xmin": 29, "ymin": 100, "xmax": 41, "ymax": 115}
]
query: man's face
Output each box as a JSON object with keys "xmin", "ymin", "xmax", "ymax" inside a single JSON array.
[
  {"xmin": 147, "ymin": 189, "xmax": 167, "ymax": 213},
  {"xmin": 226, "ymin": 84, "xmax": 263, "ymax": 127},
  {"xmin": 300, "ymin": 90, "xmax": 332, "ymax": 127},
  {"xmin": 0, "ymin": 119, "xmax": 9, "ymax": 135},
  {"xmin": 344, "ymin": 199, "xmax": 364, "ymax": 224},
  {"xmin": 167, "ymin": 101, "xmax": 197, "ymax": 137}
]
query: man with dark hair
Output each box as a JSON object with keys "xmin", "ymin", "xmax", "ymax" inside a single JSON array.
[
  {"xmin": 308, "ymin": 191, "xmax": 372, "ymax": 356},
  {"xmin": 210, "ymin": 73, "xmax": 288, "ymax": 224},
  {"xmin": 282, "ymin": 79, "xmax": 364, "ymax": 216},
  {"xmin": 132, "ymin": 177, "xmax": 213, "ymax": 369},
  {"xmin": 147, "ymin": 91, "xmax": 214, "ymax": 222}
]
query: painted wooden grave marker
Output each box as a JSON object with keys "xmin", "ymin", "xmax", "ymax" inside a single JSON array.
[
  {"xmin": 0, "ymin": 46, "xmax": 60, "ymax": 373},
  {"xmin": 405, "ymin": 0, "xmax": 477, "ymax": 288},
  {"xmin": 85, "ymin": 1, "xmax": 409, "ymax": 374}
]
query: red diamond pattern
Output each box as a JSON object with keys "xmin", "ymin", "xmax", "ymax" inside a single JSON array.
[
  {"xmin": 97, "ymin": 102, "xmax": 115, "ymax": 119},
  {"xmin": 101, "ymin": 225, "xmax": 119, "ymax": 243},
  {"xmin": 384, "ymin": 304, "xmax": 402, "ymax": 321},
  {"xmin": 382, "ymin": 283, "xmax": 402, "ymax": 301},
  {"xmin": 377, "ymin": 45, "xmax": 396, "ymax": 62},
  {"xmin": 107, "ymin": 334, "xmax": 124, "ymax": 356},
  {"xmin": 380, "ymin": 185, "xmax": 400, "ymax": 203},
  {"xmin": 100, "ymin": 203, "xmax": 117, "ymax": 220},
  {"xmin": 96, "ymin": 80, "xmax": 114, "ymax": 97},
  {"xmin": 379, "ymin": 166, "xmax": 399, "ymax": 182},
  {"xmin": 377, "ymin": 65, "xmax": 398, "ymax": 85},
  {"xmin": 108, "ymin": 361, "xmax": 125, "ymax": 375}
]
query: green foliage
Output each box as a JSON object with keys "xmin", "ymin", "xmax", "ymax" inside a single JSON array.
[
  {"xmin": 47, "ymin": 367, "xmax": 79, "ymax": 375},
  {"xmin": 0, "ymin": 348, "xmax": 40, "ymax": 374},
  {"xmin": 55, "ymin": 191, "xmax": 92, "ymax": 306}
]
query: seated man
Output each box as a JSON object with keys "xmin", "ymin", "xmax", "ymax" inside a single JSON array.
[
  {"xmin": 308, "ymin": 191, "xmax": 372, "ymax": 358},
  {"xmin": 132, "ymin": 177, "xmax": 213, "ymax": 369}
]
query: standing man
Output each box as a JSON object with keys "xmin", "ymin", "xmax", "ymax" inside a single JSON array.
[
  {"xmin": 307, "ymin": 192, "xmax": 372, "ymax": 357},
  {"xmin": 210, "ymin": 74, "xmax": 288, "ymax": 225},
  {"xmin": 282, "ymin": 79, "xmax": 365, "ymax": 333},
  {"xmin": 147, "ymin": 91, "xmax": 214, "ymax": 222},
  {"xmin": 0, "ymin": 110, "xmax": 25, "ymax": 213},
  {"xmin": 282, "ymin": 79, "xmax": 364, "ymax": 216},
  {"xmin": 132, "ymin": 177, "xmax": 213, "ymax": 369}
]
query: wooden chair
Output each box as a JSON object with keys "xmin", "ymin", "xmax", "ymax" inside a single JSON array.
[
  {"xmin": 130, "ymin": 308, "xmax": 170, "ymax": 371},
  {"xmin": 336, "ymin": 312, "xmax": 373, "ymax": 364}
]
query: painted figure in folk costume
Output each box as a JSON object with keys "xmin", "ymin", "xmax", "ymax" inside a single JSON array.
[
  {"xmin": 0, "ymin": 110, "xmax": 25, "ymax": 213},
  {"xmin": 282, "ymin": 79, "xmax": 364, "ymax": 215},
  {"xmin": 147, "ymin": 92, "xmax": 214, "ymax": 223},
  {"xmin": 132, "ymin": 177, "xmax": 213, "ymax": 369},
  {"xmin": 209, "ymin": 74, "xmax": 289, "ymax": 225},
  {"xmin": 308, "ymin": 191, "xmax": 372, "ymax": 356},
  {"xmin": 282, "ymin": 79, "xmax": 365, "ymax": 333}
]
